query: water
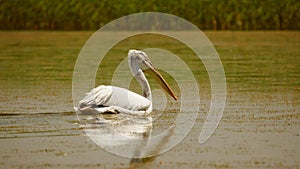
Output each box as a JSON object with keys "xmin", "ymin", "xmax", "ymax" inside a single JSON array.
[{"xmin": 0, "ymin": 31, "xmax": 299, "ymax": 168}]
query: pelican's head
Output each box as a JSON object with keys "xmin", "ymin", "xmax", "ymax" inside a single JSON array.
[
  {"xmin": 128, "ymin": 49, "xmax": 178, "ymax": 100},
  {"xmin": 128, "ymin": 49, "xmax": 150, "ymax": 63}
]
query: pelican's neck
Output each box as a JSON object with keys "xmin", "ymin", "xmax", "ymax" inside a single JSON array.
[{"xmin": 129, "ymin": 57, "xmax": 152, "ymax": 101}]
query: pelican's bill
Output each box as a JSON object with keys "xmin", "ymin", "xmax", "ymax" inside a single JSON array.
[{"xmin": 142, "ymin": 63, "xmax": 178, "ymax": 100}]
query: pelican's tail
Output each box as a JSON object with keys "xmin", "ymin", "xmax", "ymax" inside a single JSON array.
[
  {"xmin": 78, "ymin": 86, "xmax": 102, "ymax": 107},
  {"xmin": 73, "ymin": 106, "xmax": 79, "ymax": 111}
]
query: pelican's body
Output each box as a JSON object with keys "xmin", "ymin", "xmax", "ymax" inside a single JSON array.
[
  {"xmin": 79, "ymin": 85, "xmax": 152, "ymax": 115},
  {"xmin": 75, "ymin": 50, "xmax": 177, "ymax": 116}
]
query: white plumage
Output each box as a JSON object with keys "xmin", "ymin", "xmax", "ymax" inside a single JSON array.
[
  {"xmin": 80, "ymin": 85, "xmax": 151, "ymax": 112},
  {"xmin": 75, "ymin": 49, "xmax": 177, "ymax": 116}
]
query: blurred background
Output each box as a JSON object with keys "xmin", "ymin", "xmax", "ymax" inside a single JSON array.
[
  {"xmin": 0, "ymin": 0, "xmax": 299, "ymax": 30},
  {"xmin": 0, "ymin": 1, "xmax": 299, "ymax": 169}
]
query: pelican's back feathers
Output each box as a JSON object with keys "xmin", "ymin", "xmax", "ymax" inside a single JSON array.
[{"xmin": 79, "ymin": 85, "xmax": 151, "ymax": 111}]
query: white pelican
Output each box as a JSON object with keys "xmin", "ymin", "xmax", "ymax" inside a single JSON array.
[{"xmin": 75, "ymin": 49, "xmax": 177, "ymax": 116}]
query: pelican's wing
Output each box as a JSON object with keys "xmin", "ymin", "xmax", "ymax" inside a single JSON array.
[{"xmin": 79, "ymin": 85, "xmax": 151, "ymax": 111}]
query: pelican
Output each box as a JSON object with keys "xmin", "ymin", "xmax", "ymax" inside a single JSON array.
[{"xmin": 75, "ymin": 49, "xmax": 177, "ymax": 116}]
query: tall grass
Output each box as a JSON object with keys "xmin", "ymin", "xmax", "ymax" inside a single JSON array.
[{"xmin": 0, "ymin": 0, "xmax": 299, "ymax": 30}]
